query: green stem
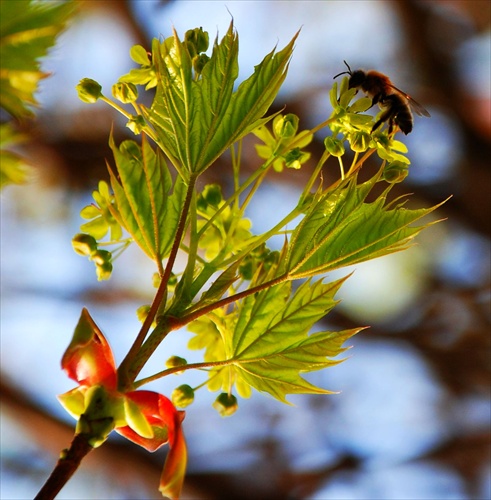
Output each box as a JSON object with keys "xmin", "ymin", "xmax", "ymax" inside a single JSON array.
[
  {"xmin": 197, "ymin": 160, "xmax": 272, "ymax": 239},
  {"xmin": 186, "ymin": 159, "xmax": 275, "ymax": 300},
  {"xmin": 134, "ymin": 360, "xmax": 233, "ymax": 389},
  {"xmin": 309, "ymin": 116, "xmax": 336, "ymax": 135},
  {"xmin": 173, "ymin": 272, "xmax": 289, "ymax": 330},
  {"xmin": 101, "ymin": 96, "xmax": 132, "ymax": 119},
  {"xmin": 231, "ymin": 140, "xmax": 242, "ymax": 196},
  {"xmin": 345, "ymin": 148, "xmax": 376, "ymax": 177},
  {"xmin": 117, "ymin": 174, "xmax": 197, "ymax": 390},
  {"xmin": 300, "ymin": 149, "xmax": 330, "ymax": 204}
]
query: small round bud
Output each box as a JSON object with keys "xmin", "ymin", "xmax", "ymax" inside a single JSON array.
[
  {"xmin": 72, "ymin": 233, "xmax": 97, "ymax": 256},
  {"xmin": 91, "ymin": 249, "xmax": 111, "ymax": 265},
  {"xmin": 96, "ymin": 261, "xmax": 113, "ymax": 281},
  {"xmin": 383, "ymin": 161, "xmax": 409, "ymax": 183},
  {"xmin": 168, "ymin": 273, "xmax": 178, "ymax": 288},
  {"xmin": 199, "ymin": 184, "xmax": 222, "ymax": 208},
  {"xmin": 172, "ymin": 384, "xmax": 194, "ymax": 408},
  {"xmin": 349, "ymin": 131, "xmax": 370, "ymax": 152},
  {"xmin": 166, "ymin": 355, "xmax": 188, "ymax": 370},
  {"xmin": 152, "ymin": 272, "xmax": 162, "ymax": 288},
  {"xmin": 126, "ymin": 115, "xmax": 146, "ymax": 134},
  {"xmin": 76, "ymin": 78, "xmax": 103, "ymax": 103},
  {"xmin": 112, "ymin": 82, "xmax": 138, "ymax": 104},
  {"xmin": 284, "ymin": 148, "xmax": 309, "ymax": 169},
  {"xmin": 193, "ymin": 53, "xmax": 210, "ymax": 74},
  {"xmin": 185, "ymin": 27, "xmax": 209, "ymax": 56},
  {"xmin": 136, "ymin": 305, "xmax": 151, "ymax": 323},
  {"xmin": 324, "ymin": 136, "xmax": 345, "ymax": 157},
  {"xmin": 273, "ymin": 114, "xmax": 299, "ymax": 139},
  {"xmin": 213, "ymin": 393, "xmax": 238, "ymax": 417}
]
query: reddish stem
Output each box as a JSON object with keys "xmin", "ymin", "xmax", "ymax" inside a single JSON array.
[
  {"xmin": 117, "ymin": 174, "xmax": 197, "ymax": 389},
  {"xmin": 34, "ymin": 433, "xmax": 93, "ymax": 500}
]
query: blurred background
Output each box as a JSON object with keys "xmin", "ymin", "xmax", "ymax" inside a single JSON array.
[{"xmin": 1, "ymin": 1, "xmax": 490, "ymax": 499}]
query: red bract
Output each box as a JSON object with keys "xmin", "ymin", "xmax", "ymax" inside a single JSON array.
[
  {"xmin": 61, "ymin": 309, "xmax": 117, "ymax": 390},
  {"xmin": 59, "ymin": 308, "xmax": 187, "ymax": 499}
]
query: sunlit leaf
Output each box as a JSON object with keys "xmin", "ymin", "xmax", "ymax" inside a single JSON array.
[
  {"xmin": 229, "ymin": 277, "xmax": 359, "ymax": 402},
  {"xmin": 108, "ymin": 134, "xmax": 185, "ymax": 263},
  {"xmin": 145, "ymin": 21, "xmax": 298, "ymax": 175},
  {"xmin": 0, "ymin": 123, "xmax": 31, "ymax": 188},
  {"xmin": 0, "ymin": 0, "xmax": 73, "ymax": 118},
  {"xmin": 287, "ymin": 175, "xmax": 445, "ymax": 278},
  {"xmin": 197, "ymin": 26, "xmax": 299, "ymax": 172},
  {"xmin": 235, "ymin": 327, "xmax": 360, "ymax": 403},
  {"xmin": 187, "ymin": 276, "xmax": 360, "ymax": 402},
  {"xmin": 198, "ymin": 261, "xmax": 241, "ymax": 305}
]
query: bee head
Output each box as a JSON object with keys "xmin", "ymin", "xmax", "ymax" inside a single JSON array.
[
  {"xmin": 333, "ymin": 61, "xmax": 366, "ymax": 89},
  {"xmin": 347, "ymin": 70, "xmax": 366, "ymax": 89}
]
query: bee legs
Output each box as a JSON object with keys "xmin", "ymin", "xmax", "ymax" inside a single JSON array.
[{"xmin": 371, "ymin": 106, "xmax": 394, "ymax": 133}]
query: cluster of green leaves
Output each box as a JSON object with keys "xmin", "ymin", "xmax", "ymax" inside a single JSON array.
[
  {"xmin": 72, "ymin": 22, "xmax": 444, "ymax": 415},
  {"xmin": 0, "ymin": 0, "xmax": 73, "ymax": 189}
]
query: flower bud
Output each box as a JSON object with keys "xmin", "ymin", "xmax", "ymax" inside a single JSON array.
[
  {"xmin": 273, "ymin": 114, "xmax": 299, "ymax": 139},
  {"xmin": 152, "ymin": 272, "xmax": 162, "ymax": 288},
  {"xmin": 91, "ymin": 249, "xmax": 111, "ymax": 265},
  {"xmin": 185, "ymin": 27, "xmax": 209, "ymax": 56},
  {"xmin": 166, "ymin": 356, "xmax": 188, "ymax": 370},
  {"xmin": 112, "ymin": 82, "xmax": 138, "ymax": 104},
  {"xmin": 96, "ymin": 261, "xmax": 113, "ymax": 281},
  {"xmin": 172, "ymin": 384, "xmax": 194, "ymax": 408},
  {"xmin": 75, "ymin": 385, "xmax": 116, "ymax": 448},
  {"xmin": 76, "ymin": 78, "xmax": 103, "ymax": 103},
  {"xmin": 193, "ymin": 53, "xmax": 210, "ymax": 75},
  {"xmin": 136, "ymin": 305, "xmax": 151, "ymax": 323},
  {"xmin": 324, "ymin": 136, "xmax": 345, "ymax": 157},
  {"xmin": 199, "ymin": 184, "xmax": 222, "ymax": 209},
  {"xmin": 72, "ymin": 233, "xmax": 97, "ymax": 256},
  {"xmin": 213, "ymin": 393, "xmax": 238, "ymax": 417},
  {"xmin": 126, "ymin": 115, "xmax": 146, "ymax": 134},
  {"xmin": 284, "ymin": 148, "xmax": 309, "ymax": 169},
  {"xmin": 383, "ymin": 161, "xmax": 409, "ymax": 183},
  {"xmin": 349, "ymin": 131, "xmax": 370, "ymax": 152}
]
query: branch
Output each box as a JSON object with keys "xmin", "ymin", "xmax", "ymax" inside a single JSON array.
[{"xmin": 34, "ymin": 433, "xmax": 93, "ymax": 500}]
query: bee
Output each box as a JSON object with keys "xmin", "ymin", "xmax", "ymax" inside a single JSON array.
[{"xmin": 333, "ymin": 60, "xmax": 430, "ymax": 135}]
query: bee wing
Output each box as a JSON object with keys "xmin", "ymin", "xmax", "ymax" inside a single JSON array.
[{"xmin": 388, "ymin": 84, "xmax": 431, "ymax": 117}]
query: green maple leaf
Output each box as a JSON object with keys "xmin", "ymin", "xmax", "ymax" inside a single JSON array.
[
  {"xmin": 230, "ymin": 277, "xmax": 361, "ymax": 402},
  {"xmin": 145, "ymin": 21, "xmax": 298, "ymax": 176},
  {"xmin": 287, "ymin": 174, "xmax": 447, "ymax": 278},
  {"xmin": 107, "ymin": 134, "xmax": 186, "ymax": 264},
  {"xmin": 0, "ymin": 0, "xmax": 73, "ymax": 118},
  {"xmin": 188, "ymin": 277, "xmax": 362, "ymax": 402},
  {"xmin": 0, "ymin": 0, "xmax": 73, "ymax": 189}
]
